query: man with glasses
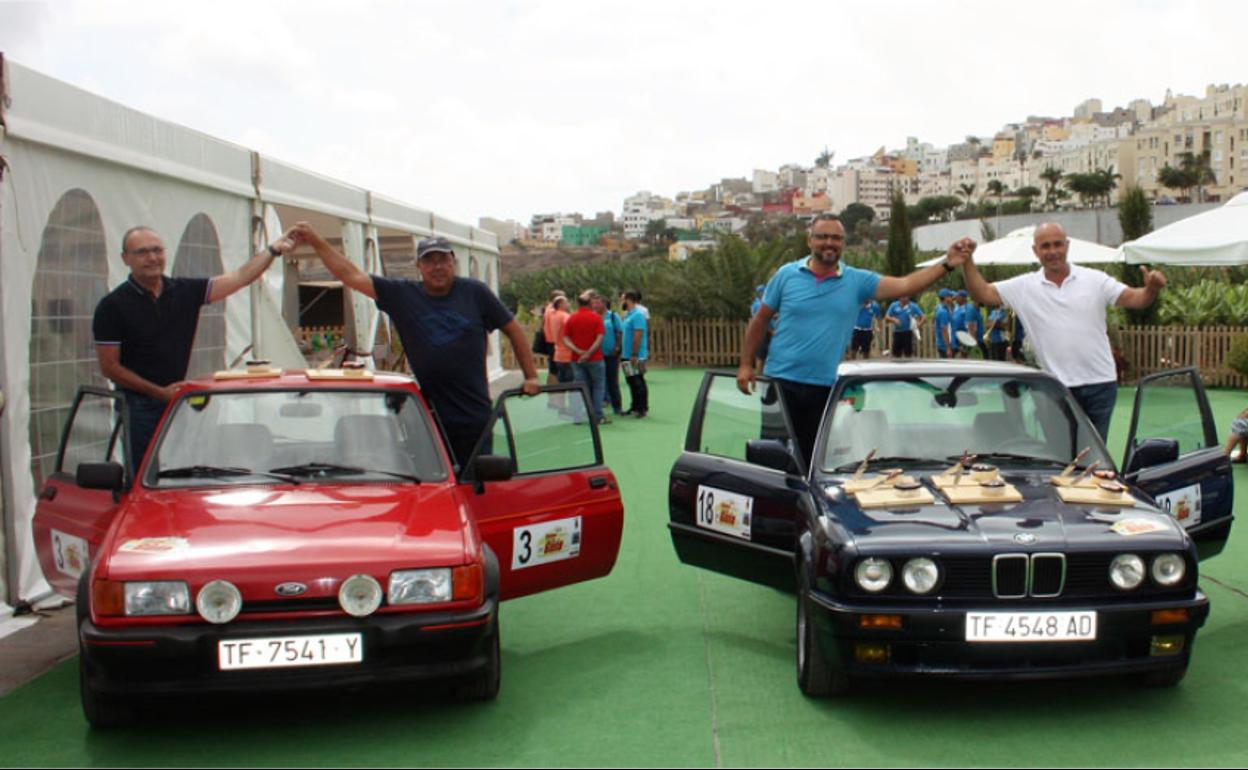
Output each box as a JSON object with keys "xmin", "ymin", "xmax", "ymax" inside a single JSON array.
[
  {"xmin": 737, "ymin": 214, "xmax": 975, "ymax": 469},
  {"xmin": 292, "ymin": 223, "xmax": 540, "ymax": 468},
  {"xmin": 93, "ymin": 226, "xmax": 298, "ymax": 466}
]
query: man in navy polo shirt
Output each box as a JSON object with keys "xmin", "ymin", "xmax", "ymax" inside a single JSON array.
[
  {"xmin": 738, "ymin": 214, "xmax": 974, "ymax": 469},
  {"xmin": 293, "ymin": 223, "xmax": 540, "ymax": 468},
  {"xmin": 93, "ymin": 226, "xmax": 298, "ymax": 467}
]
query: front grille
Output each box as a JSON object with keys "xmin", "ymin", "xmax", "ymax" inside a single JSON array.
[
  {"xmin": 1031, "ymin": 554, "xmax": 1066, "ymax": 597},
  {"xmin": 993, "ymin": 555, "xmax": 1028, "ymax": 598},
  {"xmin": 993, "ymin": 553, "xmax": 1066, "ymax": 598},
  {"xmin": 241, "ymin": 598, "xmax": 344, "ymax": 614}
]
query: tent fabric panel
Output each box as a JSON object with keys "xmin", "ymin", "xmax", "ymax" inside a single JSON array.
[
  {"xmin": 370, "ymin": 194, "xmax": 434, "ymax": 237},
  {"xmin": 257, "ymin": 158, "xmax": 369, "ymax": 222}
]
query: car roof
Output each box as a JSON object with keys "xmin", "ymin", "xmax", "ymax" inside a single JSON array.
[
  {"xmin": 183, "ymin": 369, "xmax": 419, "ymax": 393},
  {"xmin": 837, "ymin": 359, "xmax": 1053, "ymax": 380}
]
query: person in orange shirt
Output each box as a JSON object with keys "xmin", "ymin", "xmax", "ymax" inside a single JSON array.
[{"xmin": 544, "ymin": 294, "xmax": 574, "ymax": 387}]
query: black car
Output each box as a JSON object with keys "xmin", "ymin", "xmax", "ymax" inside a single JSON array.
[{"xmin": 668, "ymin": 362, "xmax": 1233, "ymax": 695}]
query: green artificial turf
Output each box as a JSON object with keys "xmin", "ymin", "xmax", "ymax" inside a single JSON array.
[{"xmin": 1, "ymin": 368, "xmax": 1246, "ymax": 767}]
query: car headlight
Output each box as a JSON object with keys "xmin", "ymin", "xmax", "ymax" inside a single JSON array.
[
  {"xmin": 339, "ymin": 574, "xmax": 383, "ymax": 617},
  {"xmin": 124, "ymin": 581, "xmax": 190, "ymax": 616},
  {"xmin": 1151, "ymin": 554, "xmax": 1186, "ymax": 587},
  {"xmin": 902, "ymin": 558, "xmax": 940, "ymax": 595},
  {"xmin": 388, "ymin": 569, "xmax": 453, "ymax": 605},
  {"xmin": 1110, "ymin": 554, "xmax": 1146, "ymax": 591},
  {"xmin": 196, "ymin": 580, "xmax": 243, "ymax": 624},
  {"xmin": 855, "ymin": 558, "xmax": 893, "ymax": 593}
]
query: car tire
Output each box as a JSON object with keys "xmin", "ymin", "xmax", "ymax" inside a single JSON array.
[
  {"xmin": 79, "ymin": 652, "xmax": 136, "ymax": 729},
  {"xmin": 456, "ymin": 618, "xmax": 501, "ymax": 701},
  {"xmin": 796, "ymin": 571, "xmax": 849, "ymax": 698}
]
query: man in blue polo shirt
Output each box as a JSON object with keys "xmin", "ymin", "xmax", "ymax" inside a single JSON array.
[
  {"xmin": 934, "ymin": 288, "xmax": 956, "ymax": 358},
  {"xmin": 93, "ymin": 225, "xmax": 299, "ymax": 467},
  {"xmin": 738, "ymin": 214, "xmax": 975, "ymax": 468},
  {"xmin": 848, "ymin": 298, "xmax": 880, "ymax": 360},
  {"xmin": 885, "ymin": 295, "xmax": 924, "ymax": 358}
]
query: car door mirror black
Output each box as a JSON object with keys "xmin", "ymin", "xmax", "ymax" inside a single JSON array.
[
  {"xmin": 746, "ymin": 439, "xmax": 801, "ymax": 475},
  {"xmin": 77, "ymin": 462, "xmax": 125, "ymax": 492},
  {"xmin": 1124, "ymin": 438, "xmax": 1180, "ymax": 475},
  {"xmin": 473, "ymin": 455, "xmax": 516, "ymax": 483}
]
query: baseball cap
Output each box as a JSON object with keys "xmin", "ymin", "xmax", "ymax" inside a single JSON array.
[
  {"xmin": 956, "ymin": 290, "xmax": 968, "ymax": 297},
  {"xmin": 938, "ymin": 288, "xmax": 954, "ymax": 299},
  {"xmin": 417, "ymin": 237, "xmax": 455, "ymax": 260}
]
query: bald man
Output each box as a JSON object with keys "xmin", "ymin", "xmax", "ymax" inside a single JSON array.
[{"xmin": 961, "ymin": 222, "xmax": 1166, "ymax": 439}]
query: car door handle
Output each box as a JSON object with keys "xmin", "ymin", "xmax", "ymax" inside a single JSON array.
[
  {"xmin": 40, "ymin": 486, "xmax": 57, "ymax": 502},
  {"xmin": 589, "ymin": 476, "xmax": 609, "ymax": 489}
]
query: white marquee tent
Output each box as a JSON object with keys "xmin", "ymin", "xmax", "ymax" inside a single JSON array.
[
  {"xmin": 1120, "ymin": 191, "xmax": 1248, "ymax": 265},
  {"xmin": 918, "ymin": 225, "xmax": 1122, "ymax": 267},
  {"xmin": 0, "ymin": 56, "xmax": 503, "ymax": 613}
]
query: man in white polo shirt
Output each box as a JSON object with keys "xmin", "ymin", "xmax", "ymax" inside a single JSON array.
[{"xmin": 961, "ymin": 222, "xmax": 1166, "ymax": 439}]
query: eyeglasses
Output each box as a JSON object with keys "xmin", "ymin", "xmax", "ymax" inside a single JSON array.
[
  {"xmin": 127, "ymin": 246, "xmax": 166, "ymax": 257},
  {"xmin": 810, "ymin": 233, "xmax": 844, "ymax": 242}
]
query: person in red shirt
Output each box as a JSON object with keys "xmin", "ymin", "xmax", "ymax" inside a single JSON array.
[{"xmin": 561, "ymin": 290, "xmax": 608, "ymax": 424}]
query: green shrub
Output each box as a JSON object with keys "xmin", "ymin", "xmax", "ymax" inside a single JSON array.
[{"xmin": 1229, "ymin": 336, "xmax": 1248, "ymax": 378}]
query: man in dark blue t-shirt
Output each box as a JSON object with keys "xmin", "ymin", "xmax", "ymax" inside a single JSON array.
[{"xmin": 294, "ymin": 223, "xmax": 540, "ymax": 468}]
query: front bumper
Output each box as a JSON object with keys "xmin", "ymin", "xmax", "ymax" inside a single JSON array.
[
  {"xmin": 79, "ymin": 600, "xmax": 496, "ymax": 698},
  {"xmin": 808, "ymin": 590, "xmax": 1209, "ymax": 681}
]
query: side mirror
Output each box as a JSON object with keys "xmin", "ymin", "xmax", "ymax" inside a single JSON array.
[
  {"xmin": 1124, "ymin": 438, "xmax": 1180, "ymax": 475},
  {"xmin": 746, "ymin": 439, "xmax": 800, "ymax": 475},
  {"xmin": 473, "ymin": 455, "xmax": 516, "ymax": 484},
  {"xmin": 77, "ymin": 462, "xmax": 124, "ymax": 491}
]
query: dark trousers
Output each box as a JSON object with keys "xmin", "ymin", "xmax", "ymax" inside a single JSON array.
[
  {"xmin": 1070, "ymin": 381, "xmax": 1118, "ymax": 440},
  {"xmin": 625, "ymin": 362, "xmax": 649, "ymax": 415},
  {"xmin": 989, "ymin": 341, "xmax": 1009, "ymax": 361},
  {"xmin": 773, "ymin": 378, "xmax": 833, "ymax": 472},
  {"xmin": 123, "ymin": 391, "xmax": 167, "ymax": 470},
  {"xmin": 891, "ymin": 330, "xmax": 914, "ymax": 358},
  {"xmin": 604, "ymin": 354, "xmax": 623, "ymax": 414}
]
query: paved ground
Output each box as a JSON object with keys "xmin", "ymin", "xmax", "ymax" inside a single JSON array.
[{"xmin": 2, "ymin": 368, "xmax": 1245, "ymax": 766}]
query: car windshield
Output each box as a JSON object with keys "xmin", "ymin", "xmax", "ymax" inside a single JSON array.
[
  {"xmin": 146, "ymin": 389, "xmax": 448, "ymax": 488},
  {"xmin": 819, "ymin": 376, "xmax": 1113, "ymax": 473}
]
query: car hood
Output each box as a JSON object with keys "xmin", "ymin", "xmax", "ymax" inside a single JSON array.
[
  {"xmin": 825, "ymin": 475, "xmax": 1187, "ymax": 552},
  {"xmin": 103, "ymin": 484, "xmax": 470, "ymax": 580}
]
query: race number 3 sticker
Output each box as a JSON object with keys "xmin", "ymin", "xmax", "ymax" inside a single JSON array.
[
  {"xmin": 512, "ymin": 517, "xmax": 582, "ymax": 570},
  {"xmin": 695, "ymin": 485, "xmax": 753, "ymax": 541},
  {"xmin": 1155, "ymin": 484, "xmax": 1202, "ymax": 529},
  {"xmin": 52, "ymin": 529, "xmax": 89, "ymax": 578}
]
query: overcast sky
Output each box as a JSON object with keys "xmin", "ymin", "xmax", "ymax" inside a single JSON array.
[{"xmin": 2, "ymin": 0, "xmax": 1244, "ymax": 225}]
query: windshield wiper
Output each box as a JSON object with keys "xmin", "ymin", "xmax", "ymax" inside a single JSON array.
[
  {"xmin": 269, "ymin": 462, "xmax": 422, "ymax": 484},
  {"xmin": 157, "ymin": 465, "xmax": 301, "ymax": 484},
  {"xmin": 947, "ymin": 453, "xmax": 1070, "ymax": 468},
  {"xmin": 833, "ymin": 455, "xmax": 946, "ymax": 473}
]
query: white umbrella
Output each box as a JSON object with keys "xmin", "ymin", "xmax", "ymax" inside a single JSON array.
[
  {"xmin": 1120, "ymin": 191, "xmax": 1248, "ymax": 265},
  {"xmin": 919, "ymin": 225, "xmax": 1122, "ymax": 267}
]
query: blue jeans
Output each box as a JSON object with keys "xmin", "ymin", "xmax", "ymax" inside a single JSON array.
[
  {"xmin": 124, "ymin": 391, "xmax": 167, "ymax": 470},
  {"xmin": 572, "ymin": 360, "xmax": 606, "ymax": 422},
  {"xmin": 1070, "ymin": 381, "xmax": 1118, "ymax": 440}
]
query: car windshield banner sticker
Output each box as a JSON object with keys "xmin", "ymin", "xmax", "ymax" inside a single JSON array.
[
  {"xmin": 1154, "ymin": 484, "xmax": 1202, "ymax": 529},
  {"xmin": 696, "ymin": 485, "xmax": 753, "ymax": 541},
  {"xmin": 512, "ymin": 516, "xmax": 582, "ymax": 570}
]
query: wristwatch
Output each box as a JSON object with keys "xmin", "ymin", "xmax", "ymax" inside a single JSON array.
[
  {"xmin": 268, "ymin": 244, "xmax": 283, "ymax": 258},
  {"xmin": 941, "ymin": 259, "xmax": 955, "ymax": 272}
]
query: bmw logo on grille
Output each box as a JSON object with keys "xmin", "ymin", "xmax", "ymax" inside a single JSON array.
[
  {"xmin": 275, "ymin": 582, "xmax": 308, "ymax": 597},
  {"xmin": 1014, "ymin": 533, "xmax": 1038, "ymax": 545}
]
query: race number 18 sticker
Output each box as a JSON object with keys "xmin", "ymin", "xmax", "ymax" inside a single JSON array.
[
  {"xmin": 513, "ymin": 517, "xmax": 582, "ymax": 570},
  {"xmin": 1155, "ymin": 483, "xmax": 1202, "ymax": 529},
  {"xmin": 695, "ymin": 485, "xmax": 753, "ymax": 541}
]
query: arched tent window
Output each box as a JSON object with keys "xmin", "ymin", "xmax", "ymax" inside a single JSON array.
[
  {"xmin": 172, "ymin": 214, "xmax": 226, "ymax": 378},
  {"xmin": 29, "ymin": 190, "xmax": 110, "ymax": 484}
]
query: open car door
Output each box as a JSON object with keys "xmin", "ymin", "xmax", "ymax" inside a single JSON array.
[
  {"xmin": 32, "ymin": 387, "xmax": 131, "ymax": 597},
  {"xmin": 462, "ymin": 384, "xmax": 624, "ymax": 600},
  {"xmin": 668, "ymin": 370, "xmax": 804, "ymax": 591},
  {"xmin": 1122, "ymin": 368, "xmax": 1233, "ymax": 560}
]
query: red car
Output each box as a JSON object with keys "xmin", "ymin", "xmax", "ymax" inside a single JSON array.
[{"xmin": 33, "ymin": 370, "xmax": 624, "ymax": 727}]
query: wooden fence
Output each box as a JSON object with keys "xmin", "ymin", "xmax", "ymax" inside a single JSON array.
[{"xmin": 504, "ymin": 320, "xmax": 1248, "ymax": 388}]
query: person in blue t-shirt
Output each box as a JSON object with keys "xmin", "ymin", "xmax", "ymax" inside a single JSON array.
[
  {"xmin": 987, "ymin": 307, "xmax": 1009, "ymax": 360},
  {"xmin": 885, "ymin": 295, "xmax": 924, "ymax": 358},
  {"xmin": 952, "ymin": 290, "xmax": 972, "ymax": 358},
  {"xmin": 738, "ymin": 214, "xmax": 975, "ymax": 468},
  {"xmin": 933, "ymin": 288, "xmax": 956, "ymax": 358},
  {"xmin": 849, "ymin": 299, "xmax": 881, "ymax": 360},
  {"xmin": 594, "ymin": 294, "xmax": 626, "ymax": 416},
  {"xmin": 621, "ymin": 290, "xmax": 650, "ymax": 418}
]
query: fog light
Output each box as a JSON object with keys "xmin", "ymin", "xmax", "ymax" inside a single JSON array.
[
  {"xmin": 1151, "ymin": 609, "xmax": 1190, "ymax": 626},
  {"xmin": 859, "ymin": 614, "xmax": 903, "ymax": 630},
  {"xmin": 196, "ymin": 580, "xmax": 243, "ymax": 624},
  {"xmin": 1150, "ymin": 635, "xmax": 1186, "ymax": 657},
  {"xmin": 854, "ymin": 643, "xmax": 890, "ymax": 664},
  {"xmin": 339, "ymin": 574, "xmax": 383, "ymax": 617}
]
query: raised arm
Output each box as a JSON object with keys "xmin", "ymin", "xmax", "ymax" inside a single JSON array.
[
  {"xmin": 961, "ymin": 254, "xmax": 1003, "ymax": 307},
  {"xmin": 291, "ymin": 222, "xmax": 377, "ymax": 300},
  {"xmin": 875, "ymin": 238, "xmax": 975, "ymax": 301},
  {"xmin": 1116, "ymin": 266, "xmax": 1167, "ymax": 310},
  {"xmin": 207, "ymin": 230, "xmax": 297, "ymax": 303}
]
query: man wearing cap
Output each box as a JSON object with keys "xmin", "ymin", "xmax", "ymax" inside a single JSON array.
[
  {"xmin": 292, "ymin": 224, "xmax": 540, "ymax": 467},
  {"xmin": 737, "ymin": 213, "xmax": 974, "ymax": 468},
  {"xmin": 94, "ymin": 225, "xmax": 298, "ymax": 466},
  {"xmin": 961, "ymin": 222, "xmax": 1166, "ymax": 438},
  {"xmin": 884, "ymin": 295, "xmax": 924, "ymax": 358},
  {"xmin": 934, "ymin": 289, "xmax": 956, "ymax": 359}
]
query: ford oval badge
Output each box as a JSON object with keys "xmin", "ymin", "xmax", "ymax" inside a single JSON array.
[
  {"xmin": 275, "ymin": 582, "xmax": 308, "ymax": 597},
  {"xmin": 1014, "ymin": 533, "xmax": 1037, "ymax": 545}
]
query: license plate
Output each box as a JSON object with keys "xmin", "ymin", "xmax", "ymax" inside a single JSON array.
[
  {"xmin": 218, "ymin": 633, "xmax": 364, "ymax": 670},
  {"xmin": 965, "ymin": 611, "xmax": 1097, "ymax": 643}
]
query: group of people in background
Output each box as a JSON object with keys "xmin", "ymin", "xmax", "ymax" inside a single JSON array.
[
  {"xmin": 847, "ymin": 289, "xmax": 1026, "ymax": 362},
  {"xmin": 538, "ymin": 289, "xmax": 650, "ymax": 424}
]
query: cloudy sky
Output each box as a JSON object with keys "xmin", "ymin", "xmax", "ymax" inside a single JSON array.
[{"xmin": 2, "ymin": 0, "xmax": 1244, "ymax": 225}]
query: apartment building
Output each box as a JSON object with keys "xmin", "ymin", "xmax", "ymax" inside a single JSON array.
[{"xmin": 621, "ymin": 191, "xmax": 677, "ymax": 238}]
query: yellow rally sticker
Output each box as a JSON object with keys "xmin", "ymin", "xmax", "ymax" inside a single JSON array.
[
  {"xmin": 119, "ymin": 537, "xmax": 189, "ymax": 553},
  {"xmin": 1112, "ymin": 519, "xmax": 1168, "ymax": 537}
]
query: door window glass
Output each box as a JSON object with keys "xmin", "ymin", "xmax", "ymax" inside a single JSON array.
[
  {"xmin": 490, "ymin": 389, "xmax": 599, "ymax": 475},
  {"xmin": 59, "ymin": 393, "xmax": 125, "ymax": 479},
  {"xmin": 695, "ymin": 375, "xmax": 793, "ymax": 462},
  {"xmin": 1134, "ymin": 371, "xmax": 1210, "ymax": 455}
]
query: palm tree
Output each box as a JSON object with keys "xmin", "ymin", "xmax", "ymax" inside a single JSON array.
[
  {"xmin": 957, "ymin": 183, "xmax": 977, "ymax": 214},
  {"xmin": 1096, "ymin": 166, "xmax": 1122, "ymax": 208},
  {"xmin": 1040, "ymin": 167, "xmax": 1064, "ymax": 209},
  {"xmin": 1179, "ymin": 151, "xmax": 1216, "ymax": 202},
  {"xmin": 985, "ymin": 180, "xmax": 1006, "ymax": 208},
  {"xmin": 815, "ymin": 147, "xmax": 833, "ymax": 169}
]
